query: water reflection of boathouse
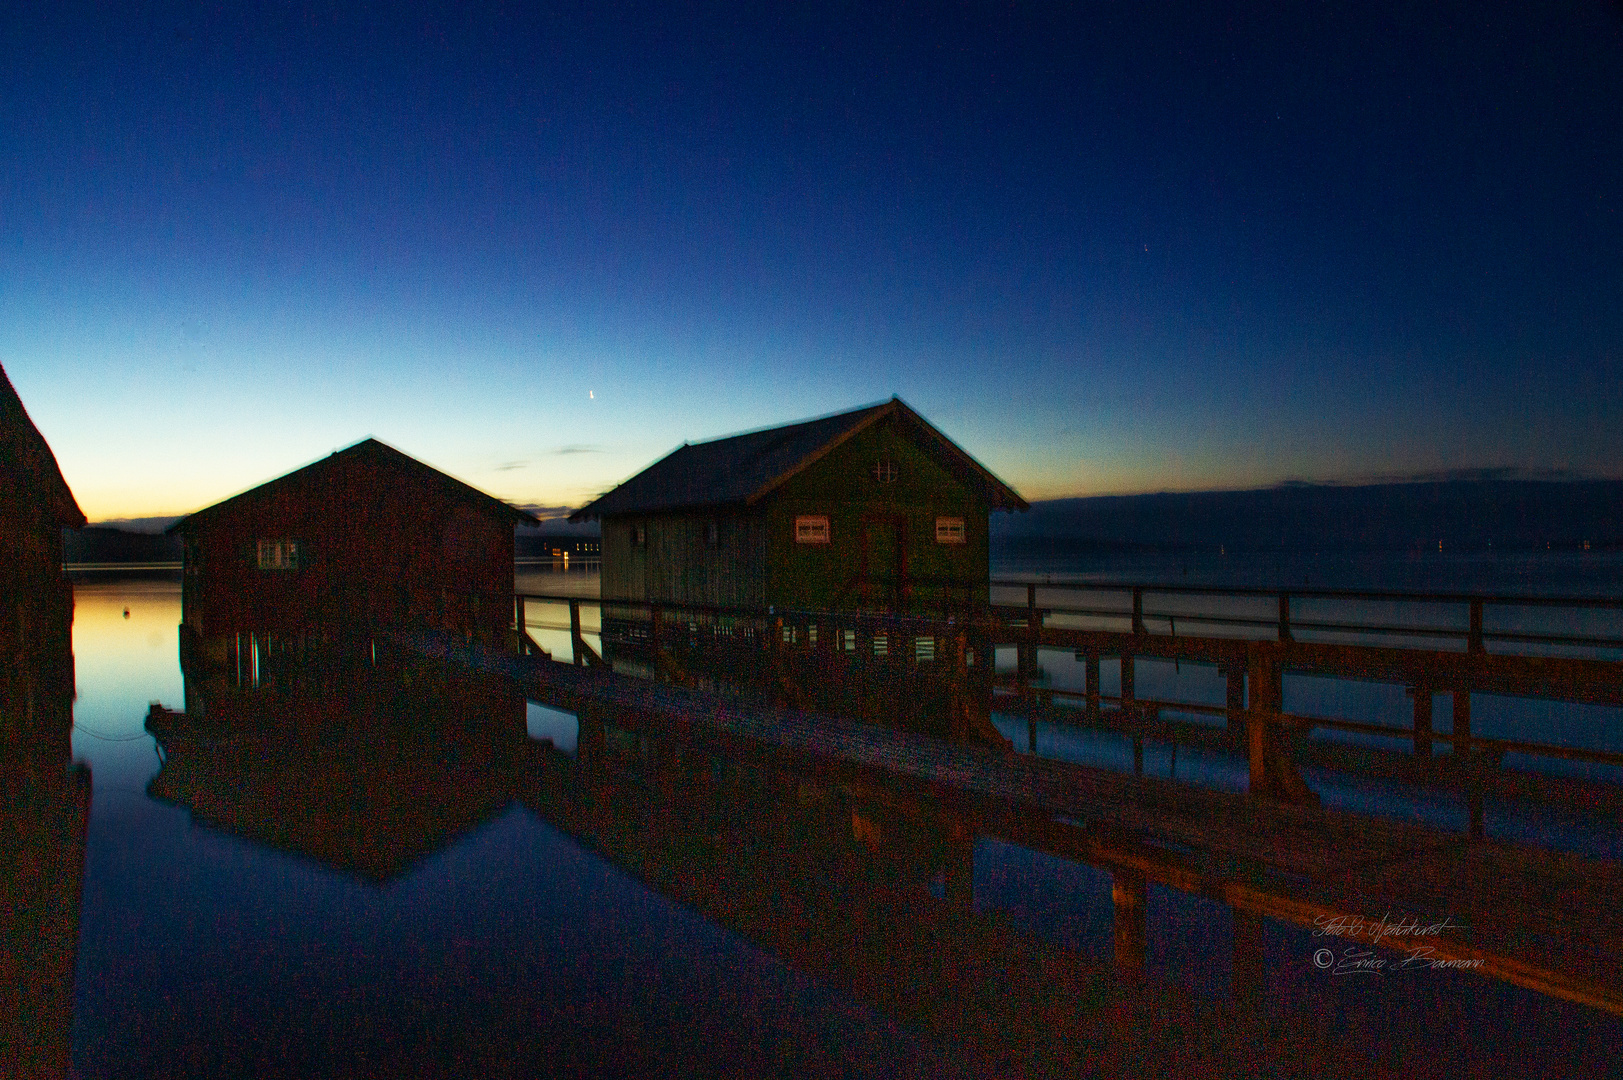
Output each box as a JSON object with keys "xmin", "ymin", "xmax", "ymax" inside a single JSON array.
[
  {"xmin": 168, "ymin": 437, "xmax": 538, "ymax": 713},
  {"xmin": 567, "ymin": 398, "xmax": 1027, "ymax": 739}
]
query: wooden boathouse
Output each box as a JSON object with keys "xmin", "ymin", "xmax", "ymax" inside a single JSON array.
[
  {"xmin": 169, "ymin": 438, "xmax": 538, "ymax": 676},
  {"xmin": 570, "ymin": 397, "xmax": 1028, "ymax": 613},
  {"xmin": 0, "ymin": 361, "xmax": 85, "ymax": 753}
]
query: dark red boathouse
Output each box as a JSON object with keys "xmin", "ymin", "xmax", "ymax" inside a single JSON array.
[{"xmin": 169, "ymin": 438, "xmax": 537, "ymax": 659}]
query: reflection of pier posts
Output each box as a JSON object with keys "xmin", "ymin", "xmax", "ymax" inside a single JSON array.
[
  {"xmin": 1112, "ymin": 869, "xmax": 1147, "ymax": 976},
  {"xmin": 1232, "ymin": 908, "xmax": 1264, "ymax": 1011},
  {"xmin": 943, "ymin": 821, "xmax": 975, "ymax": 911}
]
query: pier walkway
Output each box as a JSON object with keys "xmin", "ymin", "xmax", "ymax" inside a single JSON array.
[{"xmin": 404, "ymin": 629, "xmax": 1623, "ymax": 1017}]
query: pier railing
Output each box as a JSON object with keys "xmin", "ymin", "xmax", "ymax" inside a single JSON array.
[{"xmin": 514, "ymin": 580, "xmax": 1623, "ymax": 802}]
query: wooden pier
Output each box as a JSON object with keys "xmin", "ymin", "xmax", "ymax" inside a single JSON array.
[{"xmin": 407, "ymin": 626, "xmax": 1623, "ymax": 1017}]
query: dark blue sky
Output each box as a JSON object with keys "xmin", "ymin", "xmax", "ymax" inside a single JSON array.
[{"xmin": 4, "ymin": 1, "xmax": 1621, "ymax": 518}]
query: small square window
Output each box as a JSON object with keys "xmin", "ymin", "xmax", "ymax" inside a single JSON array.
[
  {"xmin": 256, "ymin": 539, "xmax": 301, "ymax": 570},
  {"xmin": 631, "ymin": 524, "xmax": 647, "ymax": 547},
  {"xmin": 935, "ymin": 517, "xmax": 966, "ymax": 545},
  {"xmin": 795, "ymin": 515, "xmax": 830, "ymax": 544}
]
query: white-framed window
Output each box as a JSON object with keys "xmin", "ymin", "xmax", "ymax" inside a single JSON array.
[
  {"xmin": 256, "ymin": 539, "xmax": 301, "ymax": 570},
  {"xmin": 795, "ymin": 515, "xmax": 830, "ymax": 544},
  {"xmin": 935, "ymin": 517, "xmax": 966, "ymax": 545},
  {"xmin": 870, "ymin": 459, "xmax": 898, "ymax": 483}
]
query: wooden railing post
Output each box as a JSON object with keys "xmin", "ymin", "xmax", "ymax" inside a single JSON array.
[
  {"xmin": 1120, "ymin": 653, "xmax": 1135, "ymax": 716},
  {"xmin": 1468, "ymin": 599, "xmax": 1485, "ymax": 655},
  {"xmin": 1278, "ymin": 593, "xmax": 1292, "ymax": 642},
  {"xmin": 1132, "ymin": 587, "xmax": 1145, "ymax": 636}
]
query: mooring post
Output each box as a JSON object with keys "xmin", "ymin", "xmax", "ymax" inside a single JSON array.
[
  {"xmin": 1412, "ymin": 684, "xmax": 1433, "ymax": 758},
  {"xmin": 1113, "ymin": 869, "xmax": 1147, "ymax": 977}
]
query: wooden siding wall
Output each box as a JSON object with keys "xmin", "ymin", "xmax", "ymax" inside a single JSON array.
[
  {"xmin": 601, "ymin": 513, "xmax": 767, "ymax": 608},
  {"xmin": 765, "ymin": 418, "xmax": 990, "ymax": 611},
  {"xmin": 181, "ymin": 454, "xmax": 516, "ymax": 644}
]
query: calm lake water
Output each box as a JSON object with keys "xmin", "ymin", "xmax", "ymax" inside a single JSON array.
[{"xmin": 58, "ymin": 556, "xmax": 1623, "ymax": 1077}]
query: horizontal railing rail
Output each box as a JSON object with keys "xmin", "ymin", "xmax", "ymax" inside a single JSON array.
[{"xmin": 990, "ymin": 577, "xmax": 1623, "ymax": 655}]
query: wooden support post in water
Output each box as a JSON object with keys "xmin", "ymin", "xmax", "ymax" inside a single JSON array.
[
  {"xmin": 1113, "ymin": 869, "xmax": 1147, "ymax": 977},
  {"xmin": 1412, "ymin": 685, "xmax": 1433, "ymax": 758},
  {"xmin": 570, "ymin": 600, "xmax": 583, "ymax": 666},
  {"xmin": 1232, "ymin": 908, "xmax": 1264, "ymax": 1011},
  {"xmin": 1225, "ymin": 661, "xmax": 1245, "ymax": 733},
  {"xmin": 1453, "ymin": 689, "xmax": 1472, "ymax": 757},
  {"xmin": 1133, "ymin": 736, "xmax": 1144, "ymax": 777},
  {"xmin": 1247, "ymin": 649, "xmax": 1283, "ymax": 796},
  {"xmin": 1085, "ymin": 650, "xmax": 1101, "ymax": 721},
  {"xmin": 1120, "ymin": 653, "xmax": 1135, "ymax": 717}
]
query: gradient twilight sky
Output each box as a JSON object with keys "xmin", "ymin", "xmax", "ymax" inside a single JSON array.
[{"xmin": 4, "ymin": 2, "xmax": 1622, "ymax": 521}]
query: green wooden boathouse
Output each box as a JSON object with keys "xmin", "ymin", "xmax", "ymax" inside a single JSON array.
[{"xmin": 571, "ymin": 398, "xmax": 1027, "ymax": 614}]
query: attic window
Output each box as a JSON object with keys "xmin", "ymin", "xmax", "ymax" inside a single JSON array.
[
  {"xmin": 256, "ymin": 539, "xmax": 302, "ymax": 570},
  {"xmin": 935, "ymin": 517, "xmax": 966, "ymax": 545},
  {"xmin": 631, "ymin": 524, "xmax": 647, "ymax": 547},
  {"xmin": 795, "ymin": 516, "xmax": 830, "ymax": 544},
  {"xmin": 870, "ymin": 459, "xmax": 898, "ymax": 483}
]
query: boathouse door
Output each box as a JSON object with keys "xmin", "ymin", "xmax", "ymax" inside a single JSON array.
[{"xmin": 860, "ymin": 515, "xmax": 908, "ymax": 609}]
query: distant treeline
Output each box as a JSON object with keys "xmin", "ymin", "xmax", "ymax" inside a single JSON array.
[
  {"xmin": 64, "ymin": 523, "xmax": 606, "ymax": 565},
  {"xmin": 62, "ymin": 526, "xmax": 183, "ymax": 564},
  {"xmin": 991, "ymin": 479, "xmax": 1623, "ymax": 556}
]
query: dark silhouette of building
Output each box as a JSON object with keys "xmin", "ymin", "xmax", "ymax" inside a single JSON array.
[
  {"xmin": 571, "ymin": 397, "xmax": 1027, "ymax": 613},
  {"xmin": 1, "ymin": 361, "xmax": 84, "ymax": 756},
  {"xmin": 168, "ymin": 438, "xmax": 538, "ymax": 669},
  {"xmin": 1, "ymin": 363, "xmax": 89, "ymax": 1078}
]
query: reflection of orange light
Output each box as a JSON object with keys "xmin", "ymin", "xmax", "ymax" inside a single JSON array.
[{"xmin": 70, "ymin": 580, "xmax": 182, "ymax": 671}]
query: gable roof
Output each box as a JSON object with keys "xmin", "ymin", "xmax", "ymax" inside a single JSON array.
[
  {"xmin": 0, "ymin": 362, "xmax": 86, "ymax": 529},
  {"xmin": 168, "ymin": 438, "xmax": 539, "ymax": 534},
  {"xmin": 571, "ymin": 397, "xmax": 1027, "ymax": 520}
]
